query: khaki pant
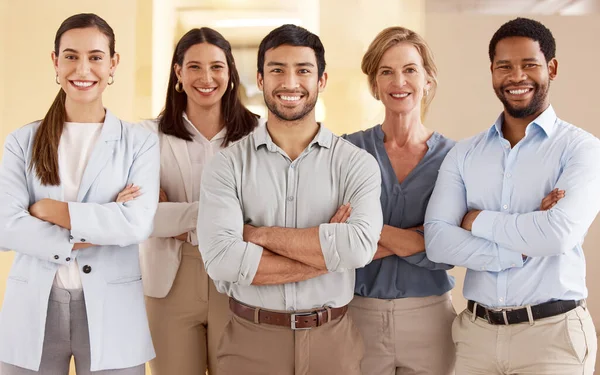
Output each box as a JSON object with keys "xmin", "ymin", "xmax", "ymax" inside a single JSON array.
[
  {"xmin": 348, "ymin": 292, "xmax": 456, "ymax": 375},
  {"xmin": 145, "ymin": 243, "xmax": 230, "ymax": 375},
  {"xmin": 453, "ymin": 304, "xmax": 597, "ymax": 374},
  {"xmin": 216, "ymin": 309, "xmax": 364, "ymax": 375}
]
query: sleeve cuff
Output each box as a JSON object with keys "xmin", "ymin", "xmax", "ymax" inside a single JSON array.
[
  {"xmin": 471, "ymin": 210, "xmax": 498, "ymax": 242},
  {"xmin": 318, "ymin": 223, "xmax": 342, "ymax": 272},
  {"xmin": 236, "ymin": 242, "xmax": 263, "ymax": 286},
  {"xmin": 68, "ymin": 202, "xmax": 89, "ymax": 244},
  {"xmin": 498, "ymin": 247, "xmax": 524, "ymax": 269}
]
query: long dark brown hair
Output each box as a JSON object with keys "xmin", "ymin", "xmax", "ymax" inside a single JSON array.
[
  {"xmin": 159, "ymin": 28, "xmax": 258, "ymax": 145},
  {"xmin": 31, "ymin": 13, "xmax": 116, "ymax": 186}
]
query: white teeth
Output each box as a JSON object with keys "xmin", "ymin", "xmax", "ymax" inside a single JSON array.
[
  {"xmin": 73, "ymin": 81, "xmax": 94, "ymax": 88},
  {"xmin": 280, "ymin": 95, "xmax": 301, "ymax": 101},
  {"xmin": 196, "ymin": 87, "xmax": 216, "ymax": 93},
  {"xmin": 391, "ymin": 93, "xmax": 409, "ymax": 98},
  {"xmin": 508, "ymin": 88, "xmax": 530, "ymax": 95}
]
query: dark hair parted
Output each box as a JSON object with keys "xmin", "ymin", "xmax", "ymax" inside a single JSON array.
[
  {"xmin": 489, "ymin": 17, "xmax": 556, "ymax": 63},
  {"xmin": 257, "ymin": 24, "xmax": 326, "ymax": 78},
  {"xmin": 159, "ymin": 28, "xmax": 258, "ymax": 145},
  {"xmin": 31, "ymin": 13, "xmax": 116, "ymax": 186}
]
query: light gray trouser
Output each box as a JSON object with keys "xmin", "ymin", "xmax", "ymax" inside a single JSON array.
[{"xmin": 0, "ymin": 287, "xmax": 145, "ymax": 375}]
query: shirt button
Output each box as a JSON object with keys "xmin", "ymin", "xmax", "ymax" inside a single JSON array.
[
  {"xmin": 511, "ymin": 263, "xmax": 516, "ymax": 267},
  {"xmin": 290, "ymin": 164, "xmax": 295, "ymax": 169},
  {"xmin": 503, "ymin": 205, "xmax": 508, "ymax": 210},
  {"xmin": 504, "ymin": 144, "xmax": 510, "ymax": 149},
  {"xmin": 499, "ymin": 297, "xmax": 504, "ymax": 302},
  {"xmin": 54, "ymin": 255, "xmax": 59, "ymax": 260},
  {"xmin": 287, "ymin": 196, "xmax": 294, "ymax": 202},
  {"xmin": 66, "ymin": 257, "xmax": 71, "ymax": 262},
  {"xmin": 506, "ymin": 173, "xmax": 512, "ymax": 178},
  {"xmin": 82, "ymin": 265, "xmax": 92, "ymax": 274},
  {"xmin": 80, "ymin": 238, "xmax": 86, "ymax": 242},
  {"xmin": 69, "ymin": 235, "xmax": 74, "ymax": 240}
]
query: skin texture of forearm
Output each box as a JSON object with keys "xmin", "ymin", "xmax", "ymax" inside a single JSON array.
[
  {"xmin": 252, "ymin": 249, "xmax": 328, "ymax": 285},
  {"xmin": 251, "ymin": 226, "xmax": 327, "ymax": 270},
  {"xmin": 372, "ymin": 244, "xmax": 395, "ymax": 260},
  {"xmin": 378, "ymin": 225, "xmax": 424, "ymax": 257}
]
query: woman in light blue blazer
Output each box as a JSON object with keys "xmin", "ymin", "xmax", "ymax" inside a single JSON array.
[{"xmin": 0, "ymin": 13, "xmax": 159, "ymax": 374}]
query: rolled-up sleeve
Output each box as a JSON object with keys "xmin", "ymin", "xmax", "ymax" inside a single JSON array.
[
  {"xmin": 319, "ymin": 151, "xmax": 382, "ymax": 272},
  {"xmin": 68, "ymin": 132, "xmax": 160, "ymax": 247},
  {"xmin": 197, "ymin": 152, "xmax": 263, "ymax": 285},
  {"xmin": 0, "ymin": 133, "xmax": 73, "ymax": 264}
]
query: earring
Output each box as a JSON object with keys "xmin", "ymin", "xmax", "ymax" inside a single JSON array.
[
  {"xmin": 55, "ymin": 75, "xmax": 60, "ymax": 85},
  {"xmin": 107, "ymin": 75, "xmax": 115, "ymax": 86},
  {"xmin": 374, "ymin": 92, "xmax": 379, "ymax": 100},
  {"xmin": 424, "ymin": 89, "xmax": 429, "ymax": 97},
  {"xmin": 175, "ymin": 80, "xmax": 184, "ymax": 93},
  {"xmin": 230, "ymin": 81, "xmax": 235, "ymax": 90}
]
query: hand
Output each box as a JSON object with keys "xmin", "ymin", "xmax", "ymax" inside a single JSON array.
[
  {"xmin": 116, "ymin": 184, "xmax": 141, "ymax": 203},
  {"xmin": 159, "ymin": 188, "xmax": 168, "ymax": 203},
  {"xmin": 173, "ymin": 233, "xmax": 187, "ymax": 241},
  {"xmin": 329, "ymin": 203, "xmax": 351, "ymax": 223},
  {"xmin": 29, "ymin": 198, "xmax": 54, "ymax": 220},
  {"xmin": 540, "ymin": 188, "xmax": 565, "ymax": 210},
  {"xmin": 461, "ymin": 210, "xmax": 481, "ymax": 231}
]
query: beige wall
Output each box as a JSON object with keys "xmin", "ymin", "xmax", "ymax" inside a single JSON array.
[{"xmin": 425, "ymin": 14, "xmax": 600, "ymax": 323}]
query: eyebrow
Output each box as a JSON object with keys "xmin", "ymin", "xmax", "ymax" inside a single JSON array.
[
  {"xmin": 266, "ymin": 61, "xmax": 315, "ymax": 67},
  {"xmin": 495, "ymin": 58, "xmax": 540, "ymax": 65},
  {"xmin": 62, "ymin": 48, "xmax": 106, "ymax": 54},
  {"xmin": 378, "ymin": 63, "xmax": 418, "ymax": 70},
  {"xmin": 186, "ymin": 60, "xmax": 226, "ymax": 65}
]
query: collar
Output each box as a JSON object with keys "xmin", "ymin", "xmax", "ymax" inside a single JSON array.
[
  {"xmin": 253, "ymin": 122, "xmax": 333, "ymax": 151},
  {"xmin": 489, "ymin": 105, "xmax": 558, "ymax": 138}
]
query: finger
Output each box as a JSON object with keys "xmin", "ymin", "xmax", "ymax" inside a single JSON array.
[
  {"xmin": 340, "ymin": 207, "xmax": 352, "ymax": 223},
  {"xmin": 330, "ymin": 204, "xmax": 349, "ymax": 223}
]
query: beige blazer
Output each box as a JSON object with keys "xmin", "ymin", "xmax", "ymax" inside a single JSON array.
[{"xmin": 138, "ymin": 119, "xmax": 199, "ymax": 298}]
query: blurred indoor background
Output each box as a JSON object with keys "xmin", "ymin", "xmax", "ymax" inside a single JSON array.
[{"xmin": 1, "ymin": 0, "xmax": 599, "ymax": 372}]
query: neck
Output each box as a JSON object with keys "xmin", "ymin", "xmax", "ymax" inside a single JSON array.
[
  {"xmin": 381, "ymin": 108, "xmax": 431, "ymax": 148},
  {"xmin": 185, "ymin": 101, "xmax": 225, "ymax": 140},
  {"xmin": 64, "ymin": 98, "xmax": 106, "ymax": 123},
  {"xmin": 266, "ymin": 112, "xmax": 319, "ymax": 161},
  {"xmin": 502, "ymin": 103, "xmax": 550, "ymax": 146}
]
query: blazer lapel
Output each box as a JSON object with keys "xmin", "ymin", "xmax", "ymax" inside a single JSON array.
[
  {"xmin": 165, "ymin": 134, "xmax": 192, "ymax": 202},
  {"xmin": 77, "ymin": 110, "xmax": 121, "ymax": 202}
]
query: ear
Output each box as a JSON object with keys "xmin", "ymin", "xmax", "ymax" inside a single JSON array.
[
  {"xmin": 490, "ymin": 63, "xmax": 494, "ymax": 74},
  {"xmin": 256, "ymin": 71, "xmax": 264, "ymax": 91},
  {"xmin": 548, "ymin": 58, "xmax": 558, "ymax": 81},
  {"xmin": 110, "ymin": 52, "xmax": 120, "ymax": 76},
  {"xmin": 317, "ymin": 71, "xmax": 328, "ymax": 93},
  {"xmin": 174, "ymin": 64, "xmax": 183, "ymax": 81},
  {"xmin": 51, "ymin": 51, "xmax": 59, "ymax": 73}
]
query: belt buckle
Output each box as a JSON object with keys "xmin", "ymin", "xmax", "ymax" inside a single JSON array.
[{"xmin": 291, "ymin": 312, "xmax": 313, "ymax": 330}]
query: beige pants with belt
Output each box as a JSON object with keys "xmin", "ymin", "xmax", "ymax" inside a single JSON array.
[
  {"xmin": 216, "ymin": 309, "xmax": 364, "ymax": 375},
  {"xmin": 453, "ymin": 304, "xmax": 597, "ymax": 374},
  {"xmin": 348, "ymin": 292, "xmax": 456, "ymax": 375},
  {"xmin": 145, "ymin": 243, "xmax": 230, "ymax": 375}
]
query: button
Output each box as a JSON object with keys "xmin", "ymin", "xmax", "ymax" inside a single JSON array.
[
  {"xmin": 69, "ymin": 235, "xmax": 74, "ymax": 240},
  {"xmin": 80, "ymin": 238, "xmax": 86, "ymax": 242},
  {"xmin": 504, "ymin": 144, "xmax": 510, "ymax": 149},
  {"xmin": 503, "ymin": 205, "xmax": 508, "ymax": 210},
  {"xmin": 499, "ymin": 297, "xmax": 504, "ymax": 302},
  {"xmin": 511, "ymin": 263, "xmax": 516, "ymax": 267},
  {"xmin": 290, "ymin": 164, "xmax": 295, "ymax": 169},
  {"xmin": 66, "ymin": 257, "xmax": 71, "ymax": 262},
  {"xmin": 82, "ymin": 265, "xmax": 92, "ymax": 274},
  {"xmin": 506, "ymin": 173, "xmax": 512, "ymax": 178},
  {"xmin": 54, "ymin": 255, "xmax": 59, "ymax": 260},
  {"xmin": 287, "ymin": 196, "xmax": 294, "ymax": 202}
]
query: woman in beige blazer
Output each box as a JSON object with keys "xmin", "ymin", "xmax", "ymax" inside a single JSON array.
[{"xmin": 139, "ymin": 28, "xmax": 258, "ymax": 375}]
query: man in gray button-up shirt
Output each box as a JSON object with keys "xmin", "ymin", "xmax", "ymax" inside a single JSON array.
[{"xmin": 197, "ymin": 25, "xmax": 382, "ymax": 374}]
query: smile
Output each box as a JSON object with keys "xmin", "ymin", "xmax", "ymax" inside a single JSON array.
[
  {"xmin": 390, "ymin": 93, "xmax": 410, "ymax": 98},
  {"xmin": 196, "ymin": 87, "xmax": 217, "ymax": 93},
  {"xmin": 506, "ymin": 88, "xmax": 533, "ymax": 95},
  {"xmin": 69, "ymin": 80, "xmax": 97, "ymax": 90}
]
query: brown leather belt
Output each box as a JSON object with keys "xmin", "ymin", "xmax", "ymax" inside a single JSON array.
[{"xmin": 229, "ymin": 298, "xmax": 348, "ymax": 330}]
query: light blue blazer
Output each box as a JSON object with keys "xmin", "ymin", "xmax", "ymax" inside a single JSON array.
[{"xmin": 0, "ymin": 110, "xmax": 159, "ymax": 371}]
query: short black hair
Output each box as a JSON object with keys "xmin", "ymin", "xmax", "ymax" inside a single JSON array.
[
  {"xmin": 257, "ymin": 24, "xmax": 326, "ymax": 78},
  {"xmin": 489, "ymin": 17, "xmax": 556, "ymax": 63}
]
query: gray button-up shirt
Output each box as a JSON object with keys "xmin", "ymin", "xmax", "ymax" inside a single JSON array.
[{"xmin": 197, "ymin": 124, "xmax": 383, "ymax": 311}]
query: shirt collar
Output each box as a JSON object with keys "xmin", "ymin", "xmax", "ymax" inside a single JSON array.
[
  {"xmin": 490, "ymin": 105, "xmax": 558, "ymax": 138},
  {"xmin": 253, "ymin": 122, "xmax": 333, "ymax": 151},
  {"xmin": 182, "ymin": 112, "xmax": 227, "ymax": 143}
]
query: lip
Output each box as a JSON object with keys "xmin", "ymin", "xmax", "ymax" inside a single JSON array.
[
  {"xmin": 195, "ymin": 87, "xmax": 218, "ymax": 96},
  {"xmin": 389, "ymin": 92, "xmax": 411, "ymax": 100},
  {"xmin": 276, "ymin": 92, "xmax": 305, "ymax": 106},
  {"xmin": 69, "ymin": 80, "xmax": 98, "ymax": 91},
  {"xmin": 504, "ymin": 86, "xmax": 534, "ymax": 100}
]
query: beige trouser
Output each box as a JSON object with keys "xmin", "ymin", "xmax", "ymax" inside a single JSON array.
[
  {"xmin": 348, "ymin": 292, "xmax": 456, "ymax": 375},
  {"xmin": 145, "ymin": 243, "xmax": 230, "ymax": 375},
  {"xmin": 216, "ymin": 308, "xmax": 364, "ymax": 375},
  {"xmin": 453, "ymin": 304, "xmax": 597, "ymax": 374}
]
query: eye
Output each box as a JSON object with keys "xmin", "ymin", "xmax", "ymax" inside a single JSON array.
[
  {"xmin": 298, "ymin": 69, "xmax": 310, "ymax": 74},
  {"xmin": 90, "ymin": 55, "xmax": 103, "ymax": 61},
  {"xmin": 380, "ymin": 70, "xmax": 392, "ymax": 75},
  {"xmin": 211, "ymin": 65, "xmax": 224, "ymax": 70},
  {"xmin": 65, "ymin": 55, "xmax": 77, "ymax": 60},
  {"xmin": 270, "ymin": 68, "xmax": 283, "ymax": 73},
  {"xmin": 496, "ymin": 65, "xmax": 510, "ymax": 71},
  {"xmin": 524, "ymin": 63, "xmax": 538, "ymax": 69},
  {"xmin": 405, "ymin": 67, "xmax": 417, "ymax": 73},
  {"xmin": 189, "ymin": 65, "xmax": 200, "ymax": 70}
]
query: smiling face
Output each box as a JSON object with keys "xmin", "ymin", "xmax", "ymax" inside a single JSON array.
[
  {"xmin": 374, "ymin": 42, "xmax": 431, "ymax": 117},
  {"xmin": 174, "ymin": 42, "xmax": 229, "ymax": 111},
  {"xmin": 491, "ymin": 36, "xmax": 557, "ymax": 119},
  {"xmin": 257, "ymin": 45, "xmax": 327, "ymax": 123},
  {"xmin": 52, "ymin": 27, "xmax": 119, "ymax": 106}
]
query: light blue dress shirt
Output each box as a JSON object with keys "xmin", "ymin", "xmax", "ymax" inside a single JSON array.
[{"xmin": 425, "ymin": 105, "xmax": 600, "ymax": 308}]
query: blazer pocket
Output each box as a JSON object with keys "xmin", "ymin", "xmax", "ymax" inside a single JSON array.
[
  {"xmin": 7, "ymin": 276, "xmax": 28, "ymax": 284},
  {"xmin": 108, "ymin": 275, "xmax": 142, "ymax": 285}
]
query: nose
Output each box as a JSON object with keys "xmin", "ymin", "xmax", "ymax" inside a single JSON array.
[
  {"xmin": 508, "ymin": 66, "xmax": 527, "ymax": 83},
  {"xmin": 281, "ymin": 71, "xmax": 299, "ymax": 90},
  {"xmin": 75, "ymin": 58, "xmax": 91, "ymax": 76},
  {"xmin": 392, "ymin": 72, "xmax": 407, "ymax": 87},
  {"xmin": 198, "ymin": 67, "xmax": 212, "ymax": 84}
]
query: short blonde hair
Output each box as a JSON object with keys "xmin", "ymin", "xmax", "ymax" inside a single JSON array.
[{"xmin": 361, "ymin": 27, "xmax": 438, "ymax": 116}]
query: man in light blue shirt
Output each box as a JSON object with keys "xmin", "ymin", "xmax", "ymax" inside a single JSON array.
[{"xmin": 425, "ymin": 17, "xmax": 600, "ymax": 374}]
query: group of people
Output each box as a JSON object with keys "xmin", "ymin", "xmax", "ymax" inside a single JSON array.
[{"xmin": 0, "ymin": 11, "xmax": 598, "ymax": 375}]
